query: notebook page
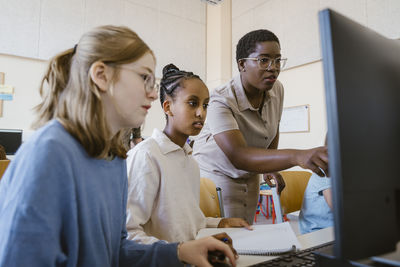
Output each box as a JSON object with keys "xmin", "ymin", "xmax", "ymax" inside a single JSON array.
[{"xmin": 197, "ymin": 222, "xmax": 301, "ymax": 255}]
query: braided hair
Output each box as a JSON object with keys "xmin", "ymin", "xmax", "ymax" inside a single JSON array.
[
  {"xmin": 236, "ymin": 29, "xmax": 280, "ymax": 63},
  {"xmin": 159, "ymin": 64, "xmax": 201, "ymax": 107}
]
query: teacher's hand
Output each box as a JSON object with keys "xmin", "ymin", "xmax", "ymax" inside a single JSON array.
[
  {"xmin": 263, "ymin": 172, "xmax": 285, "ymax": 194},
  {"xmin": 296, "ymin": 146, "xmax": 329, "ymax": 177}
]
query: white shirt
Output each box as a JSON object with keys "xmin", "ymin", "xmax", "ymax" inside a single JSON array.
[{"xmin": 126, "ymin": 128, "xmax": 220, "ymax": 244}]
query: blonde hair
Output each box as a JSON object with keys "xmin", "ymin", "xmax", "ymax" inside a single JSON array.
[{"xmin": 33, "ymin": 25, "xmax": 153, "ymax": 159}]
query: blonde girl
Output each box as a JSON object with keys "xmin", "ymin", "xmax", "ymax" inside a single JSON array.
[{"xmin": 0, "ymin": 26, "xmax": 236, "ymax": 267}]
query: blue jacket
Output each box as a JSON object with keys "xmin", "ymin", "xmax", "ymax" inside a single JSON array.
[{"xmin": 0, "ymin": 120, "xmax": 182, "ymax": 267}]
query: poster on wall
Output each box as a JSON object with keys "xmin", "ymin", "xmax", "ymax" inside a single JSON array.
[{"xmin": 279, "ymin": 105, "xmax": 310, "ymax": 133}]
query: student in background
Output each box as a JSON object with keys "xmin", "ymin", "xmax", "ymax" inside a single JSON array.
[
  {"xmin": 0, "ymin": 26, "xmax": 236, "ymax": 267},
  {"xmin": 298, "ymin": 173, "xmax": 332, "ymax": 234},
  {"xmin": 299, "ymin": 136, "xmax": 333, "ymax": 234},
  {"xmin": 193, "ymin": 29, "xmax": 329, "ymax": 224},
  {"xmin": 123, "ymin": 127, "xmax": 144, "ymax": 150},
  {"xmin": 129, "ymin": 127, "xmax": 144, "ymax": 149},
  {"xmin": 126, "ymin": 64, "xmax": 250, "ymax": 245}
]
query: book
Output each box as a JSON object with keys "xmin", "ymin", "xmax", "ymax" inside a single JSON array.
[{"xmin": 196, "ymin": 222, "xmax": 301, "ymax": 256}]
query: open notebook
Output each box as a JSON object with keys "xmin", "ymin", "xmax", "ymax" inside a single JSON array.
[{"xmin": 197, "ymin": 222, "xmax": 301, "ymax": 256}]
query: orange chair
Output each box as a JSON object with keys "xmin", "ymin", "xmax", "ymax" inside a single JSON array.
[
  {"xmin": 199, "ymin": 177, "xmax": 224, "ymax": 218},
  {"xmin": 0, "ymin": 160, "xmax": 10, "ymax": 180},
  {"xmin": 273, "ymin": 171, "xmax": 312, "ymax": 223}
]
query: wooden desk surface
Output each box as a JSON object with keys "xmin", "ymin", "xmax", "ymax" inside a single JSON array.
[{"xmin": 233, "ymin": 227, "xmax": 334, "ymax": 267}]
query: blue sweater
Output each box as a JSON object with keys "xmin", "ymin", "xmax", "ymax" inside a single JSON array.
[{"xmin": 0, "ymin": 120, "xmax": 182, "ymax": 267}]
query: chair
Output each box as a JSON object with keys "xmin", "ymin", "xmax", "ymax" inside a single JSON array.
[
  {"xmin": 199, "ymin": 177, "xmax": 225, "ymax": 218},
  {"xmin": 272, "ymin": 171, "xmax": 312, "ymax": 223},
  {"xmin": 256, "ymin": 186, "xmax": 278, "ymax": 223},
  {"xmin": 0, "ymin": 160, "xmax": 10, "ymax": 180}
]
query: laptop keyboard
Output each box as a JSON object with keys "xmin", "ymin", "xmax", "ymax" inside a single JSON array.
[{"xmin": 249, "ymin": 241, "xmax": 334, "ymax": 267}]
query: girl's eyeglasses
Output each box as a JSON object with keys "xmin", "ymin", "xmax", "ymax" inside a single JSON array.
[{"xmin": 117, "ymin": 66, "xmax": 159, "ymax": 94}]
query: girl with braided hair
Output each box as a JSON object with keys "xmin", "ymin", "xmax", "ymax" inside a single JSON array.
[{"xmin": 126, "ymin": 64, "xmax": 250, "ymax": 246}]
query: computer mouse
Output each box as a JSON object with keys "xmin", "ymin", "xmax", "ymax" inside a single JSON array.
[{"xmin": 208, "ymin": 250, "xmax": 232, "ymax": 267}]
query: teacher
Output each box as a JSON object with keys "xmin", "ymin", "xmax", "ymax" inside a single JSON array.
[{"xmin": 193, "ymin": 29, "xmax": 328, "ymax": 224}]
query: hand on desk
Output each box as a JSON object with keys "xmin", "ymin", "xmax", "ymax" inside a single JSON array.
[
  {"xmin": 263, "ymin": 172, "xmax": 285, "ymax": 194},
  {"xmin": 218, "ymin": 218, "xmax": 253, "ymax": 230}
]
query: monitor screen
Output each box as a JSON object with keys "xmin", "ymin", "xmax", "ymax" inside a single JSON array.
[
  {"xmin": 0, "ymin": 129, "xmax": 23, "ymax": 155},
  {"xmin": 319, "ymin": 9, "xmax": 400, "ymax": 261}
]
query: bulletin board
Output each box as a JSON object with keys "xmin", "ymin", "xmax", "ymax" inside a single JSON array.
[{"xmin": 279, "ymin": 104, "xmax": 310, "ymax": 133}]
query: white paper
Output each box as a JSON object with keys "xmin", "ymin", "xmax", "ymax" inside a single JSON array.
[{"xmin": 197, "ymin": 222, "xmax": 301, "ymax": 255}]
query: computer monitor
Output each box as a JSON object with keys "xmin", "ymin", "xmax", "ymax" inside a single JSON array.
[
  {"xmin": 319, "ymin": 8, "xmax": 400, "ymax": 262},
  {"xmin": 0, "ymin": 129, "xmax": 22, "ymax": 155}
]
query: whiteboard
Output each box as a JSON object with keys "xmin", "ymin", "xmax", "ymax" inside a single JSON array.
[{"xmin": 279, "ymin": 105, "xmax": 310, "ymax": 133}]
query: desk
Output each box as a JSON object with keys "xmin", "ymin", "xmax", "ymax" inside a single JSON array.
[
  {"xmin": 236, "ymin": 227, "xmax": 334, "ymax": 267},
  {"xmin": 225, "ymin": 227, "xmax": 333, "ymax": 267}
]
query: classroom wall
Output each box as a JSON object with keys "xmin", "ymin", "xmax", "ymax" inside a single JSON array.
[
  {"xmin": 206, "ymin": 1, "xmax": 232, "ymax": 90},
  {"xmin": 0, "ymin": 54, "xmax": 46, "ymax": 141},
  {"xmin": 278, "ymin": 61, "xmax": 327, "ymax": 149},
  {"xmin": 230, "ymin": 0, "xmax": 400, "ymax": 152},
  {"xmin": 232, "ymin": 0, "xmax": 400, "ymax": 73},
  {"xmin": 0, "ymin": 0, "xmax": 207, "ymax": 138}
]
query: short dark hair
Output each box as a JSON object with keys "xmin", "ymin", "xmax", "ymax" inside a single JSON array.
[{"xmin": 236, "ymin": 29, "xmax": 280, "ymax": 63}]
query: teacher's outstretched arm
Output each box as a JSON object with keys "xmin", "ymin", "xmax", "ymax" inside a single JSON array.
[{"xmin": 213, "ymin": 129, "xmax": 328, "ymax": 177}]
